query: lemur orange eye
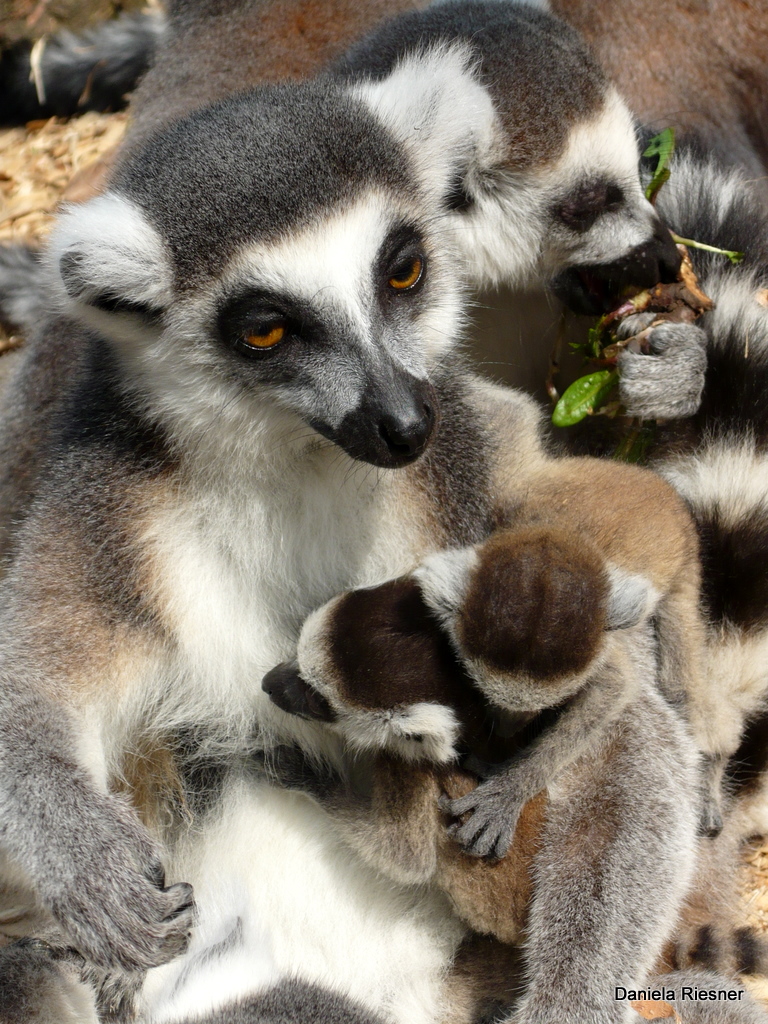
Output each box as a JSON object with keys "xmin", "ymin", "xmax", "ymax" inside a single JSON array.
[
  {"xmin": 243, "ymin": 323, "xmax": 286, "ymax": 348},
  {"xmin": 388, "ymin": 256, "xmax": 424, "ymax": 291}
]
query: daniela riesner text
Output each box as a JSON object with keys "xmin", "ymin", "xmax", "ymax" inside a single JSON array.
[{"xmin": 616, "ymin": 987, "xmax": 745, "ymax": 1002}]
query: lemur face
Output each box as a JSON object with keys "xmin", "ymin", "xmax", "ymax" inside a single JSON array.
[
  {"xmin": 540, "ymin": 91, "xmax": 679, "ymax": 278},
  {"xmin": 339, "ymin": 6, "xmax": 681, "ymax": 297},
  {"xmin": 46, "ymin": 83, "xmax": 467, "ymax": 468},
  {"xmin": 546, "ymin": 93, "xmax": 682, "ymax": 313},
  {"xmin": 448, "ymin": 87, "xmax": 680, "ymax": 294}
]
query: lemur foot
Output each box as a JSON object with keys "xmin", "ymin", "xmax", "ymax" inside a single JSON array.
[
  {"xmin": 42, "ymin": 789, "xmax": 195, "ymax": 972},
  {"xmin": 440, "ymin": 769, "xmax": 525, "ymax": 860},
  {"xmin": 617, "ymin": 321, "xmax": 707, "ymax": 419}
]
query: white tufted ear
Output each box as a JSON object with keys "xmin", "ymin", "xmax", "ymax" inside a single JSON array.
[
  {"xmin": 351, "ymin": 42, "xmax": 502, "ymax": 208},
  {"xmin": 414, "ymin": 545, "xmax": 480, "ymax": 631},
  {"xmin": 605, "ymin": 565, "xmax": 659, "ymax": 630},
  {"xmin": 46, "ymin": 192, "xmax": 171, "ymax": 324}
]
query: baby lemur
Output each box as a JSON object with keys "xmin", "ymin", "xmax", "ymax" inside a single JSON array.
[{"xmin": 264, "ymin": 450, "xmax": 718, "ymax": 866}]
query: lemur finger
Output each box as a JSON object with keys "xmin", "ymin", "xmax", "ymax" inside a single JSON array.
[
  {"xmin": 161, "ymin": 882, "xmax": 195, "ymax": 921},
  {"xmin": 448, "ymin": 813, "xmax": 493, "ymax": 852},
  {"xmin": 440, "ymin": 791, "xmax": 481, "ymax": 818},
  {"xmin": 645, "ymin": 322, "xmax": 707, "ymax": 357},
  {"xmin": 462, "ymin": 821, "xmax": 500, "ymax": 859},
  {"xmin": 457, "ymin": 797, "xmax": 522, "ymax": 859},
  {"xmin": 492, "ymin": 826, "xmax": 516, "ymax": 861},
  {"xmin": 614, "ymin": 310, "xmax": 657, "ymax": 339}
]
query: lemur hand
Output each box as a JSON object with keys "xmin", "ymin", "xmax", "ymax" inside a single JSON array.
[
  {"xmin": 37, "ymin": 787, "xmax": 194, "ymax": 972},
  {"xmin": 440, "ymin": 758, "xmax": 527, "ymax": 860},
  {"xmin": 617, "ymin": 320, "xmax": 707, "ymax": 420},
  {"xmin": 254, "ymin": 741, "xmax": 343, "ymax": 804}
]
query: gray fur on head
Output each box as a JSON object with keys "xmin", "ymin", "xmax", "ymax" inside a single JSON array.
[{"xmin": 107, "ymin": 82, "xmax": 415, "ymax": 290}]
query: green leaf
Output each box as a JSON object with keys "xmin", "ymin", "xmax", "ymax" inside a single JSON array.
[
  {"xmin": 552, "ymin": 370, "xmax": 618, "ymax": 427},
  {"xmin": 643, "ymin": 127, "xmax": 676, "ymax": 202}
]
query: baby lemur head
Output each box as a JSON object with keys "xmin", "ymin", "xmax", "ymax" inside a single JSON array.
[{"xmin": 262, "ymin": 528, "xmax": 652, "ymax": 764}]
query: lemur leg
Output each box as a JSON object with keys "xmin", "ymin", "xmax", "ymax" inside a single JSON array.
[
  {"xmin": 263, "ymin": 743, "xmax": 441, "ymax": 885},
  {"xmin": 340, "ymin": 753, "xmax": 442, "ymax": 885},
  {"xmin": 505, "ymin": 688, "xmax": 699, "ymax": 1024},
  {"xmin": 0, "ymin": 681, "xmax": 195, "ymax": 972},
  {"xmin": 441, "ymin": 643, "xmax": 640, "ymax": 859}
]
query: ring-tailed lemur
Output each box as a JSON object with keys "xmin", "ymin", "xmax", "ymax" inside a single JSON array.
[
  {"xmin": 258, "ymin": 568, "xmax": 768, "ymax": 1021},
  {"xmin": 0, "ymin": 61, "xmax": 705, "ymax": 1024},
  {"xmin": 6, "ymin": 0, "xmax": 768, "ymax": 203}
]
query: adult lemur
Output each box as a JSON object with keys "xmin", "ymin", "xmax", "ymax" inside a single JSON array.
[{"xmin": 0, "ymin": 14, "xmax": 716, "ymax": 1024}]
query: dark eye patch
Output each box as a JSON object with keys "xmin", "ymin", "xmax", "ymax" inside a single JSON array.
[
  {"xmin": 217, "ymin": 288, "xmax": 311, "ymax": 358},
  {"xmin": 377, "ymin": 223, "xmax": 428, "ymax": 299},
  {"xmin": 554, "ymin": 179, "xmax": 625, "ymax": 233}
]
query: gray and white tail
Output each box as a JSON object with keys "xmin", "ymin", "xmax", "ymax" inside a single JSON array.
[{"xmin": 0, "ymin": 10, "xmax": 165, "ymax": 127}]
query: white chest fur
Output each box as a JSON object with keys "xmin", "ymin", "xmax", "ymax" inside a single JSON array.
[{"xmin": 140, "ymin": 776, "xmax": 463, "ymax": 1024}]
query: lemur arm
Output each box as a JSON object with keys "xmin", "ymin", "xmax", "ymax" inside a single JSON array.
[
  {"xmin": 441, "ymin": 645, "xmax": 639, "ymax": 859},
  {"xmin": 0, "ymin": 669, "xmax": 194, "ymax": 972},
  {"xmin": 504, "ymin": 685, "xmax": 700, "ymax": 1024}
]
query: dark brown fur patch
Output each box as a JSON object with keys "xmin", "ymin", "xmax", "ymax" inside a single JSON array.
[
  {"xmin": 458, "ymin": 527, "xmax": 608, "ymax": 681},
  {"xmin": 327, "ymin": 577, "xmax": 478, "ymax": 712}
]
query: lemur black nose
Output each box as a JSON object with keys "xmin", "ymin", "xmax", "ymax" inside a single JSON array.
[
  {"xmin": 262, "ymin": 661, "xmax": 337, "ymax": 722},
  {"xmin": 378, "ymin": 400, "xmax": 435, "ymax": 459}
]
